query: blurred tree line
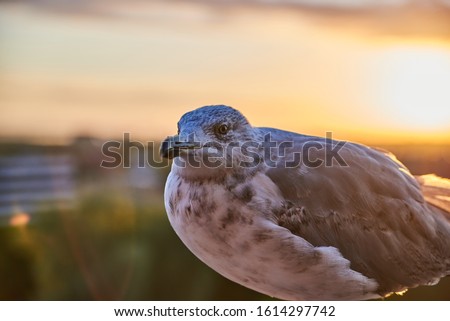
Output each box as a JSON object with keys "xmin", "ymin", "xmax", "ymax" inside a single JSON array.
[{"xmin": 0, "ymin": 189, "xmax": 268, "ymax": 300}]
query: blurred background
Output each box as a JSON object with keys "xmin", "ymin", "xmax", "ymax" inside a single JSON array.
[{"xmin": 0, "ymin": 0, "xmax": 449, "ymax": 300}]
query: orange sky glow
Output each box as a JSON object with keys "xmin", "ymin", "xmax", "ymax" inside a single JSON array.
[{"xmin": 0, "ymin": 1, "xmax": 449, "ymax": 145}]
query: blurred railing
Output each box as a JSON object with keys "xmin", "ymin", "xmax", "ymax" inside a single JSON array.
[{"xmin": 0, "ymin": 154, "xmax": 75, "ymax": 221}]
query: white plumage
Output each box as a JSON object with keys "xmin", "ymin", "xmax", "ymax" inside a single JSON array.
[{"xmin": 161, "ymin": 105, "xmax": 450, "ymax": 300}]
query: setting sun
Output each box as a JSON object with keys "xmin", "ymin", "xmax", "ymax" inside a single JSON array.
[
  {"xmin": 1, "ymin": 2, "xmax": 450, "ymax": 145},
  {"xmin": 371, "ymin": 46, "xmax": 450, "ymax": 131}
]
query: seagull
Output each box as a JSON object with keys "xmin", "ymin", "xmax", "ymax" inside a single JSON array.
[{"xmin": 160, "ymin": 105, "xmax": 450, "ymax": 300}]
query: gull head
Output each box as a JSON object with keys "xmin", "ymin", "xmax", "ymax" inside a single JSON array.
[{"xmin": 160, "ymin": 105, "xmax": 260, "ymax": 178}]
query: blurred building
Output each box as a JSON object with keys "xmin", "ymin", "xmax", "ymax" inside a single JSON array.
[
  {"xmin": 0, "ymin": 149, "xmax": 75, "ymax": 225},
  {"xmin": 0, "ymin": 138, "xmax": 165, "ymax": 226}
]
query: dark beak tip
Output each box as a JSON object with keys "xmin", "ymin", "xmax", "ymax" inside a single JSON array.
[
  {"xmin": 160, "ymin": 135, "xmax": 199, "ymax": 159},
  {"xmin": 160, "ymin": 137, "xmax": 175, "ymax": 159}
]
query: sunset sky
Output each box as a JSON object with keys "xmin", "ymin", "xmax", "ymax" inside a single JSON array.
[{"xmin": 1, "ymin": 0, "xmax": 450, "ymax": 144}]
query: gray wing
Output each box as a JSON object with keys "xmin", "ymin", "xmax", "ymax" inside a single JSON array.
[{"xmin": 259, "ymin": 127, "xmax": 450, "ymax": 296}]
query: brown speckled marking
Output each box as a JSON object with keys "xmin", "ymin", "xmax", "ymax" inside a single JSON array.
[
  {"xmin": 186, "ymin": 205, "xmax": 192, "ymax": 217},
  {"xmin": 168, "ymin": 196, "xmax": 175, "ymax": 213},
  {"xmin": 203, "ymin": 199, "xmax": 217, "ymax": 216},
  {"xmin": 232, "ymin": 172, "xmax": 247, "ymax": 185},
  {"xmin": 192, "ymin": 206, "xmax": 202, "ymax": 218},
  {"xmin": 238, "ymin": 185, "xmax": 254, "ymax": 203},
  {"xmin": 239, "ymin": 241, "xmax": 251, "ymax": 252},
  {"xmin": 253, "ymin": 230, "xmax": 272, "ymax": 243},
  {"xmin": 220, "ymin": 209, "xmax": 238, "ymax": 229}
]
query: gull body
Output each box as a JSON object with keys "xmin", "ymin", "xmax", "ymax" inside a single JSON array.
[{"xmin": 161, "ymin": 105, "xmax": 450, "ymax": 300}]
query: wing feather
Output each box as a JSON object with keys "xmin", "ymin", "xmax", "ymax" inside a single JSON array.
[{"xmin": 260, "ymin": 127, "xmax": 450, "ymax": 295}]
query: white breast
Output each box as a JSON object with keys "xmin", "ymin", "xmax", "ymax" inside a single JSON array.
[{"xmin": 164, "ymin": 171, "xmax": 380, "ymax": 300}]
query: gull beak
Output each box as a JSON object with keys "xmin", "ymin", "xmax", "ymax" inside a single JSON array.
[{"xmin": 160, "ymin": 135, "xmax": 200, "ymax": 159}]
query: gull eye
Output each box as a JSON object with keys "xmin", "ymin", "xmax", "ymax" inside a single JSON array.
[{"xmin": 216, "ymin": 124, "xmax": 229, "ymax": 136}]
